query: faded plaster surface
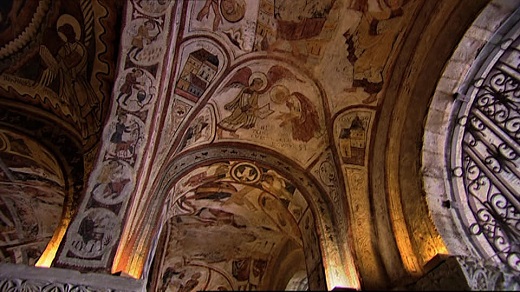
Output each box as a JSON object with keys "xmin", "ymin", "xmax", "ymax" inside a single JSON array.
[{"xmin": 0, "ymin": 0, "xmax": 513, "ymax": 291}]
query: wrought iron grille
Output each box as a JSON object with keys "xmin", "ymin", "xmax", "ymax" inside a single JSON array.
[{"xmin": 450, "ymin": 28, "xmax": 520, "ymax": 274}]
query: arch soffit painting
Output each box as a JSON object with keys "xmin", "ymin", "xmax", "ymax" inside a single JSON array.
[
  {"xmin": 152, "ymin": 30, "xmax": 331, "ymax": 170},
  {"xmin": 129, "ymin": 23, "xmax": 333, "ymax": 200},
  {"xmin": 0, "ymin": 107, "xmax": 86, "ymax": 267},
  {"xmin": 0, "ymin": 106, "xmax": 85, "ymax": 196},
  {"xmin": 116, "ymin": 28, "xmax": 352, "ymax": 285},
  {"xmin": 154, "ymin": 160, "xmax": 320, "ymax": 291},
  {"xmin": 117, "ymin": 143, "xmax": 358, "ymax": 289},
  {"xmin": 0, "ymin": 127, "xmax": 67, "ymax": 266}
]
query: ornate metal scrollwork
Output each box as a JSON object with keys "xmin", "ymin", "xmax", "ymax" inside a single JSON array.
[{"xmin": 450, "ymin": 30, "xmax": 520, "ymax": 275}]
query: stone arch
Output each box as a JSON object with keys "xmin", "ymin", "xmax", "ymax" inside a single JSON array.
[
  {"xmin": 423, "ymin": 0, "xmax": 520, "ymax": 272},
  {"xmin": 368, "ymin": 0, "xmax": 495, "ymax": 288},
  {"xmin": 116, "ymin": 142, "xmax": 359, "ymax": 290},
  {"xmin": 0, "ymin": 105, "xmax": 85, "ymax": 268},
  {"xmin": 150, "ymin": 160, "xmax": 316, "ymax": 291}
]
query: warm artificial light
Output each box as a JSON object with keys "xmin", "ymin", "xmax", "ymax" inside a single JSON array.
[
  {"xmin": 324, "ymin": 254, "xmax": 361, "ymax": 291},
  {"xmin": 35, "ymin": 217, "xmax": 70, "ymax": 267}
]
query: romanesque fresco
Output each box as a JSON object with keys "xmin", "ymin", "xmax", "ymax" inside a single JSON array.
[
  {"xmin": 175, "ymin": 48, "xmax": 220, "ymax": 103},
  {"xmin": 209, "ymin": 63, "xmax": 326, "ymax": 167},
  {"xmin": 56, "ymin": 0, "xmax": 177, "ymax": 270},
  {"xmin": 335, "ymin": 111, "xmax": 373, "ymax": 168},
  {"xmin": 155, "ymin": 161, "xmax": 318, "ymax": 291},
  {"xmin": 179, "ymin": 105, "xmax": 215, "ymax": 151},
  {"xmin": 0, "ymin": 0, "xmax": 118, "ymax": 150},
  {"xmin": 101, "ymin": 0, "xmax": 418, "ymax": 289},
  {"xmin": 333, "ymin": 109, "xmax": 383, "ymax": 283},
  {"xmin": 2, "ymin": 0, "xmax": 517, "ymax": 290},
  {"xmin": 185, "ymin": 0, "xmax": 419, "ymax": 110},
  {"xmin": 0, "ymin": 0, "xmax": 422, "ymax": 289},
  {"xmin": 0, "ymin": 130, "xmax": 65, "ymax": 265}
]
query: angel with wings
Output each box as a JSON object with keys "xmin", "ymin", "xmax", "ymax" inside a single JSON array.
[
  {"xmin": 37, "ymin": 18, "xmax": 100, "ymax": 139},
  {"xmin": 216, "ymin": 65, "xmax": 300, "ymax": 138}
]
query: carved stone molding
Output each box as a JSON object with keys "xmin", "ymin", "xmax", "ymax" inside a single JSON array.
[
  {"xmin": 0, "ymin": 263, "xmax": 145, "ymax": 292},
  {"xmin": 457, "ymin": 256, "xmax": 520, "ymax": 291},
  {"xmin": 411, "ymin": 255, "xmax": 520, "ymax": 291}
]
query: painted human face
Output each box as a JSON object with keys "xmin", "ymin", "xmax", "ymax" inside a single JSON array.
[{"xmin": 251, "ymin": 78, "xmax": 264, "ymax": 90}]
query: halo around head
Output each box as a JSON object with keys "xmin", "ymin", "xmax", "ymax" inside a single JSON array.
[
  {"xmin": 56, "ymin": 14, "xmax": 81, "ymax": 41},
  {"xmin": 249, "ymin": 72, "xmax": 268, "ymax": 91},
  {"xmin": 270, "ymin": 85, "xmax": 290, "ymax": 104}
]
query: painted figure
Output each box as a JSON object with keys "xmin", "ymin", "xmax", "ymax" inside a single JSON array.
[
  {"xmin": 71, "ymin": 208, "xmax": 120, "ymax": 258},
  {"xmin": 197, "ymin": 0, "xmax": 222, "ymax": 31},
  {"xmin": 197, "ymin": 0, "xmax": 246, "ymax": 31},
  {"xmin": 217, "ymin": 65, "xmax": 300, "ymax": 138},
  {"xmin": 38, "ymin": 18, "xmax": 100, "ymax": 139},
  {"xmin": 110, "ymin": 113, "xmax": 131, "ymax": 144},
  {"xmin": 129, "ymin": 20, "xmax": 160, "ymax": 60},
  {"xmin": 217, "ymin": 73, "xmax": 266, "ymax": 138},
  {"xmin": 117, "ymin": 68, "xmax": 145, "ymax": 105},
  {"xmin": 272, "ymin": 86, "xmax": 321, "ymax": 142},
  {"xmin": 92, "ymin": 159, "xmax": 130, "ymax": 203},
  {"xmin": 344, "ymin": 0, "xmax": 407, "ymax": 103},
  {"xmin": 108, "ymin": 113, "xmax": 140, "ymax": 161}
]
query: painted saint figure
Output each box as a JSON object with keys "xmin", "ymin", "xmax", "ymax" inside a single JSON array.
[
  {"xmin": 343, "ymin": 0, "xmax": 407, "ymax": 103},
  {"xmin": 217, "ymin": 65, "xmax": 300, "ymax": 138},
  {"xmin": 271, "ymin": 85, "xmax": 321, "ymax": 142},
  {"xmin": 110, "ymin": 113, "xmax": 131, "ymax": 144},
  {"xmin": 38, "ymin": 18, "xmax": 101, "ymax": 139},
  {"xmin": 217, "ymin": 73, "xmax": 267, "ymax": 138}
]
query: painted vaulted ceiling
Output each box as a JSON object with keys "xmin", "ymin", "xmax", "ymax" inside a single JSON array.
[{"xmin": 0, "ymin": 0, "xmax": 517, "ymax": 291}]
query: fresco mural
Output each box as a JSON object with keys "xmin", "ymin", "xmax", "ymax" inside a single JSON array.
[
  {"xmin": 342, "ymin": 0, "xmax": 412, "ymax": 104},
  {"xmin": 100, "ymin": 0, "xmax": 419, "ymax": 287},
  {"xmin": 333, "ymin": 109, "xmax": 386, "ymax": 283},
  {"xmin": 187, "ymin": 0, "xmax": 338, "ymax": 59},
  {"xmin": 171, "ymin": 40, "xmax": 226, "ymax": 106},
  {"xmin": 335, "ymin": 111, "xmax": 372, "ymax": 167},
  {"xmin": 179, "ymin": 105, "xmax": 215, "ymax": 151},
  {"xmin": 0, "ymin": 0, "xmax": 118, "ymax": 150},
  {"xmin": 175, "ymin": 48, "xmax": 220, "ymax": 103},
  {"xmin": 154, "ymin": 161, "xmax": 316, "ymax": 291},
  {"xmin": 187, "ymin": 0, "xmax": 256, "ymax": 55},
  {"xmin": 0, "ymin": 130, "xmax": 65, "ymax": 266},
  {"xmin": 104, "ymin": 111, "xmax": 145, "ymax": 167},
  {"xmin": 311, "ymin": 150, "xmax": 347, "ymax": 236},
  {"xmin": 116, "ymin": 68, "xmax": 156, "ymax": 112},
  {"xmin": 0, "ymin": 0, "xmax": 454, "ymax": 289},
  {"xmin": 210, "ymin": 63, "xmax": 326, "ymax": 167},
  {"xmin": 56, "ymin": 0, "xmax": 176, "ymax": 270},
  {"xmin": 37, "ymin": 13, "xmax": 101, "ymax": 139}
]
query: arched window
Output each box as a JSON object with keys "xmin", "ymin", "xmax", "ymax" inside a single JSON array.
[{"xmin": 449, "ymin": 7, "xmax": 520, "ymax": 274}]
